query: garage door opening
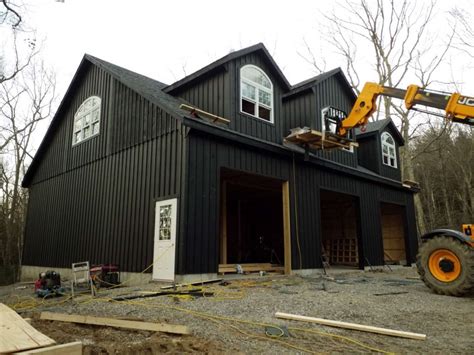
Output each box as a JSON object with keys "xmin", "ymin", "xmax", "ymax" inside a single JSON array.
[
  {"xmin": 381, "ymin": 203, "xmax": 407, "ymax": 265},
  {"xmin": 320, "ymin": 190, "xmax": 362, "ymax": 269},
  {"xmin": 219, "ymin": 168, "xmax": 290, "ymax": 274}
]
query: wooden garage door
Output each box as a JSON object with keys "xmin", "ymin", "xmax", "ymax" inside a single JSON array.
[{"xmin": 381, "ymin": 204, "xmax": 406, "ymax": 263}]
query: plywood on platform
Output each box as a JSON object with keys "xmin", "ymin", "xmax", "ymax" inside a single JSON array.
[{"xmin": 0, "ymin": 303, "xmax": 56, "ymax": 353}]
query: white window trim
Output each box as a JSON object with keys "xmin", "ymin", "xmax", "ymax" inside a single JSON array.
[
  {"xmin": 321, "ymin": 107, "xmax": 354, "ymax": 153},
  {"xmin": 381, "ymin": 131, "xmax": 397, "ymax": 168},
  {"xmin": 72, "ymin": 96, "xmax": 101, "ymax": 146},
  {"xmin": 240, "ymin": 64, "xmax": 274, "ymax": 123}
]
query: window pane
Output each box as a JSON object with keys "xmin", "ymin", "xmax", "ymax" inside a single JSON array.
[
  {"xmin": 242, "ymin": 66, "xmax": 271, "ymax": 88},
  {"xmin": 258, "ymin": 90, "xmax": 271, "ymax": 106},
  {"xmin": 92, "ymin": 122, "xmax": 100, "ymax": 135},
  {"xmin": 242, "ymin": 99, "xmax": 255, "ymax": 115},
  {"xmin": 74, "ymin": 119, "xmax": 82, "ymax": 131},
  {"xmin": 383, "ymin": 155, "xmax": 388, "ymax": 164},
  {"xmin": 92, "ymin": 110, "xmax": 100, "ymax": 122},
  {"xmin": 382, "ymin": 145, "xmax": 388, "ymax": 154},
  {"xmin": 159, "ymin": 205, "xmax": 172, "ymax": 240},
  {"xmin": 389, "ymin": 147, "xmax": 395, "ymax": 156},
  {"xmin": 385, "ymin": 136, "xmax": 394, "ymax": 144},
  {"xmin": 84, "ymin": 114, "xmax": 91, "ymax": 125},
  {"xmin": 84, "ymin": 126, "xmax": 91, "ymax": 138},
  {"xmin": 75, "ymin": 131, "xmax": 82, "ymax": 143},
  {"xmin": 390, "ymin": 158, "xmax": 396, "ymax": 166},
  {"xmin": 258, "ymin": 106, "xmax": 271, "ymax": 121},
  {"xmin": 241, "ymin": 82, "xmax": 256, "ymax": 100}
]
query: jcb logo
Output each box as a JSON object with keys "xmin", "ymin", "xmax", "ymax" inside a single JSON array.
[{"xmin": 457, "ymin": 96, "xmax": 474, "ymax": 106}]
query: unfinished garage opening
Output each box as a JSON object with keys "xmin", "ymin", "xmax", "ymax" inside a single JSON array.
[
  {"xmin": 320, "ymin": 190, "xmax": 362, "ymax": 269},
  {"xmin": 381, "ymin": 203, "xmax": 407, "ymax": 265},
  {"xmin": 219, "ymin": 168, "xmax": 290, "ymax": 274}
]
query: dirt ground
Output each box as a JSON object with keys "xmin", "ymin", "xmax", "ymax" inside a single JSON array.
[{"xmin": 1, "ymin": 267, "xmax": 473, "ymax": 354}]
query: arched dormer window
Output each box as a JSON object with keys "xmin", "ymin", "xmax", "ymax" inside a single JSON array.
[
  {"xmin": 240, "ymin": 65, "xmax": 273, "ymax": 122},
  {"xmin": 381, "ymin": 132, "xmax": 397, "ymax": 168},
  {"xmin": 72, "ymin": 96, "xmax": 101, "ymax": 145}
]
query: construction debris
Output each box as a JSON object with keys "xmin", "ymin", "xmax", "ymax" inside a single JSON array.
[
  {"xmin": 112, "ymin": 288, "xmax": 214, "ymax": 301},
  {"xmin": 160, "ymin": 278, "xmax": 223, "ymax": 290},
  {"xmin": 39, "ymin": 312, "xmax": 190, "ymax": 335},
  {"xmin": 275, "ymin": 312, "xmax": 426, "ymax": 340}
]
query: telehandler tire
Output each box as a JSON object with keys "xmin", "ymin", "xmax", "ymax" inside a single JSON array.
[{"xmin": 417, "ymin": 236, "xmax": 474, "ymax": 296}]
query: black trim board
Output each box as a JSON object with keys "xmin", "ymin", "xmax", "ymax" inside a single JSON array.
[{"xmin": 180, "ymin": 116, "xmax": 417, "ymax": 193}]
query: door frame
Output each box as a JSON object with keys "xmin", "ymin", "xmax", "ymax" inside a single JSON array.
[
  {"xmin": 219, "ymin": 177, "xmax": 292, "ymax": 275},
  {"xmin": 152, "ymin": 197, "xmax": 178, "ymax": 281}
]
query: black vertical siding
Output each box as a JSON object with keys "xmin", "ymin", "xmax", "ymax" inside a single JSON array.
[
  {"xmin": 182, "ymin": 132, "xmax": 418, "ymax": 274},
  {"xmin": 23, "ymin": 65, "xmax": 186, "ymax": 272},
  {"xmin": 170, "ymin": 53, "xmax": 286, "ymax": 145},
  {"xmin": 282, "ymin": 76, "xmax": 358, "ymax": 168},
  {"xmin": 357, "ymin": 135, "xmax": 380, "ymax": 174}
]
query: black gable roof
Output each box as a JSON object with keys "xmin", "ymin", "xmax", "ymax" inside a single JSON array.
[
  {"xmin": 84, "ymin": 55, "xmax": 187, "ymax": 118},
  {"xmin": 164, "ymin": 43, "xmax": 292, "ymax": 94},
  {"xmin": 355, "ymin": 118, "xmax": 404, "ymax": 146},
  {"xmin": 282, "ymin": 67, "xmax": 357, "ymax": 101}
]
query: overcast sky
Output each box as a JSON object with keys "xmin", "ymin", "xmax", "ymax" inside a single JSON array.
[{"xmin": 14, "ymin": 0, "xmax": 474, "ymax": 143}]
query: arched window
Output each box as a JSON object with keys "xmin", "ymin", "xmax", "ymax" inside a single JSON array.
[
  {"xmin": 72, "ymin": 96, "xmax": 101, "ymax": 145},
  {"xmin": 240, "ymin": 65, "xmax": 273, "ymax": 122},
  {"xmin": 381, "ymin": 132, "xmax": 397, "ymax": 168}
]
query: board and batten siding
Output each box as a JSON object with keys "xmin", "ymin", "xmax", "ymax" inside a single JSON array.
[
  {"xmin": 170, "ymin": 52, "xmax": 287, "ymax": 145},
  {"xmin": 23, "ymin": 64, "xmax": 186, "ymax": 272},
  {"xmin": 283, "ymin": 75, "xmax": 358, "ymax": 168},
  {"xmin": 181, "ymin": 131, "xmax": 418, "ymax": 274}
]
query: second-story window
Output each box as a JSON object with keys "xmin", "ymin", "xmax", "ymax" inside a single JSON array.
[
  {"xmin": 240, "ymin": 65, "xmax": 273, "ymax": 122},
  {"xmin": 72, "ymin": 96, "xmax": 101, "ymax": 145},
  {"xmin": 381, "ymin": 132, "xmax": 397, "ymax": 168}
]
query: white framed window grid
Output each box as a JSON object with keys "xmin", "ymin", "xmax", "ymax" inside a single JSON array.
[
  {"xmin": 72, "ymin": 96, "xmax": 101, "ymax": 145},
  {"xmin": 381, "ymin": 132, "xmax": 397, "ymax": 168},
  {"xmin": 240, "ymin": 65, "xmax": 273, "ymax": 123}
]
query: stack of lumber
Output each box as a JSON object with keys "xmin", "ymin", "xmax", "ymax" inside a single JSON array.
[
  {"xmin": 218, "ymin": 263, "xmax": 284, "ymax": 274},
  {"xmin": 0, "ymin": 303, "xmax": 81, "ymax": 354},
  {"xmin": 285, "ymin": 127, "xmax": 358, "ymax": 150}
]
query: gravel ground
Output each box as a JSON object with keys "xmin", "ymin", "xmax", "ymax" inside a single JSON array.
[{"xmin": 1, "ymin": 267, "xmax": 473, "ymax": 354}]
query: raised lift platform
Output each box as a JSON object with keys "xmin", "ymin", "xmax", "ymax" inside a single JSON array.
[{"xmin": 285, "ymin": 127, "xmax": 359, "ymax": 150}]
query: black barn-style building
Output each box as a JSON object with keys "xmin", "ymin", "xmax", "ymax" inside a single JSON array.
[{"xmin": 22, "ymin": 43, "xmax": 418, "ymax": 281}]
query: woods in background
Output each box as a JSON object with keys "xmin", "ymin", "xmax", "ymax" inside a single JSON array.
[{"xmin": 412, "ymin": 126, "xmax": 473, "ymax": 232}]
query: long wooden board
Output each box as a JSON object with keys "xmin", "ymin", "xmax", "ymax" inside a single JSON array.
[
  {"xmin": 275, "ymin": 312, "xmax": 426, "ymax": 340},
  {"xmin": 39, "ymin": 312, "xmax": 190, "ymax": 335},
  {"xmin": 16, "ymin": 341, "xmax": 82, "ymax": 355},
  {"xmin": 0, "ymin": 303, "xmax": 56, "ymax": 353}
]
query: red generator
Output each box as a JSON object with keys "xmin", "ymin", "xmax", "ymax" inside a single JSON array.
[{"xmin": 90, "ymin": 264, "xmax": 120, "ymax": 288}]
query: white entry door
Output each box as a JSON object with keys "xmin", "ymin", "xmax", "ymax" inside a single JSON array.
[{"xmin": 152, "ymin": 198, "xmax": 177, "ymax": 281}]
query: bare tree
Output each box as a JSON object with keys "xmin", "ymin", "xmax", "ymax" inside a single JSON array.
[
  {"xmin": 0, "ymin": 0, "xmax": 37, "ymax": 86},
  {"xmin": 0, "ymin": 59, "xmax": 55, "ymax": 274},
  {"xmin": 304, "ymin": 0, "xmax": 458, "ymax": 234}
]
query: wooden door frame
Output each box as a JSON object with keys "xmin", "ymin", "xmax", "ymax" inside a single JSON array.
[
  {"xmin": 282, "ymin": 181, "xmax": 292, "ymax": 275},
  {"xmin": 219, "ymin": 179, "xmax": 292, "ymax": 275}
]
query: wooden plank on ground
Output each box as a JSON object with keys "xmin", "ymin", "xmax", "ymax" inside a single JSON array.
[
  {"xmin": 275, "ymin": 312, "xmax": 426, "ymax": 340},
  {"xmin": 15, "ymin": 341, "xmax": 82, "ymax": 355},
  {"xmin": 0, "ymin": 303, "xmax": 56, "ymax": 353},
  {"xmin": 39, "ymin": 312, "xmax": 189, "ymax": 335}
]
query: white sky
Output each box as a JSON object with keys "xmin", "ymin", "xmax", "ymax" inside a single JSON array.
[{"xmin": 15, "ymin": 0, "xmax": 474, "ymax": 142}]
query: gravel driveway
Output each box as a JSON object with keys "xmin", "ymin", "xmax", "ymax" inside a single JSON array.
[{"xmin": 1, "ymin": 267, "xmax": 473, "ymax": 353}]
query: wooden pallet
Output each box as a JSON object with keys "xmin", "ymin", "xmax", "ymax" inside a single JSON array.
[
  {"xmin": 324, "ymin": 239, "xmax": 358, "ymax": 266},
  {"xmin": 218, "ymin": 263, "xmax": 284, "ymax": 274},
  {"xmin": 285, "ymin": 128, "xmax": 359, "ymax": 150}
]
